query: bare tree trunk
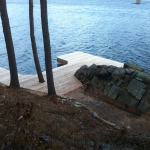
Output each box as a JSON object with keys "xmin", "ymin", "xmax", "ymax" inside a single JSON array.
[
  {"xmin": 40, "ymin": 0, "xmax": 56, "ymax": 95},
  {"xmin": 29, "ymin": 0, "xmax": 45, "ymax": 83},
  {"xmin": 0, "ymin": 0, "xmax": 20, "ymax": 88}
]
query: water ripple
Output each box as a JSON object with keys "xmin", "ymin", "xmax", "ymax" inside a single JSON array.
[{"xmin": 0, "ymin": 0, "xmax": 150, "ymax": 74}]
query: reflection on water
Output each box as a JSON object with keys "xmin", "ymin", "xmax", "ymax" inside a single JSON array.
[{"xmin": 0, "ymin": 0, "xmax": 150, "ymax": 74}]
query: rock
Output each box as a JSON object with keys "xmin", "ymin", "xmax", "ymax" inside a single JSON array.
[
  {"xmin": 80, "ymin": 74, "xmax": 84, "ymax": 80},
  {"xmin": 142, "ymin": 87, "xmax": 150, "ymax": 102},
  {"xmin": 93, "ymin": 112, "xmax": 99, "ymax": 118},
  {"xmin": 95, "ymin": 68, "xmax": 101, "ymax": 76},
  {"xmin": 74, "ymin": 101, "xmax": 84, "ymax": 108},
  {"xmin": 85, "ymin": 81, "xmax": 93, "ymax": 91},
  {"xmin": 136, "ymin": 71, "xmax": 150, "ymax": 82},
  {"xmin": 97, "ymin": 65, "xmax": 108, "ymax": 69},
  {"xmin": 110, "ymin": 65, "xmax": 117, "ymax": 69},
  {"xmin": 116, "ymin": 68, "xmax": 126, "ymax": 75},
  {"xmin": 80, "ymin": 116, "xmax": 82, "ymax": 119},
  {"xmin": 124, "ymin": 62, "xmax": 144, "ymax": 72},
  {"xmin": 108, "ymin": 85, "xmax": 121, "ymax": 100},
  {"xmin": 125, "ymin": 75, "xmax": 130, "ymax": 81},
  {"xmin": 98, "ymin": 68, "xmax": 110, "ymax": 78},
  {"xmin": 116, "ymin": 80, "xmax": 124, "ymax": 87},
  {"xmin": 117, "ymin": 90, "xmax": 138, "ymax": 107},
  {"xmin": 111, "ymin": 80, "xmax": 116, "ymax": 85},
  {"xmin": 127, "ymin": 79, "xmax": 148, "ymax": 100},
  {"xmin": 128, "ymin": 99, "xmax": 139, "ymax": 108},
  {"xmin": 61, "ymin": 118, "xmax": 67, "ymax": 122},
  {"xmin": 11, "ymin": 99, "xmax": 16, "ymax": 102},
  {"xmin": 136, "ymin": 77, "xmax": 143, "ymax": 82},
  {"xmin": 132, "ymin": 71, "xmax": 138, "ymax": 78},
  {"xmin": 107, "ymin": 66, "xmax": 115, "ymax": 74},
  {"xmin": 58, "ymin": 95, "xmax": 68, "ymax": 99},
  {"xmin": 39, "ymin": 135, "xmax": 52, "ymax": 143},
  {"xmin": 104, "ymin": 82, "xmax": 113, "ymax": 95},
  {"xmin": 74, "ymin": 65, "xmax": 88, "ymax": 79},
  {"xmin": 87, "ymin": 64, "xmax": 97, "ymax": 78},
  {"xmin": 82, "ymin": 68, "xmax": 87, "ymax": 76},
  {"xmin": 80, "ymin": 76, "xmax": 87, "ymax": 83},
  {"xmin": 112, "ymin": 68, "xmax": 126, "ymax": 80},
  {"xmin": 137, "ymin": 100, "xmax": 150, "ymax": 112},
  {"xmin": 91, "ymin": 76, "xmax": 99, "ymax": 85},
  {"xmin": 125, "ymin": 69, "xmax": 135, "ymax": 75},
  {"xmin": 80, "ymin": 65, "xmax": 88, "ymax": 71}
]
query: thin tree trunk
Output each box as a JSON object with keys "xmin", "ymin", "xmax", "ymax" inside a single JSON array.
[
  {"xmin": 29, "ymin": 0, "xmax": 45, "ymax": 83},
  {"xmin": 40, "ymin": 0, "xmax": 56, "ymax": 95},
  {"xmin": 0, "ymin": 0, "xmax": 20, "ymax": 88}
]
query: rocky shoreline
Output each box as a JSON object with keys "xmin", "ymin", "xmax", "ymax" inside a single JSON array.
[{"xmin": 74, "ymin": 62, "xmax": 150, "ymax": 113}]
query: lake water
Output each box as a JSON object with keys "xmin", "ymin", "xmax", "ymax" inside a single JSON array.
[{"xmin": 0, "ymin": 0, "xmax": 150, "ymax": 74}]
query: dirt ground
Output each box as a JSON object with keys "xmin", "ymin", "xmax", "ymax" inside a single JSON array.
[
  {"xmin": 65, "ymin": 87, "xmax": 150, "ymax": 136},
  {"xmin": 0, "ymin": 83, "xmax": 150, "ymax": 149}
]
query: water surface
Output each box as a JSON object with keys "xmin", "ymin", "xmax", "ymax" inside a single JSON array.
[{"xmin": 0, "ymin": 0, "xmax": 150, "ymax": 74}]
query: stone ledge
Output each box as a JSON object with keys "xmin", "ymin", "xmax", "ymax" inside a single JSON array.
[{"xmin": 74, "ymin": 62, "xmax": 150, "ymax": 113}]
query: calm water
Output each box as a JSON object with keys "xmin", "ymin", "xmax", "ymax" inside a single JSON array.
[{"xmin": 0, "ymin": 0, "xmax": 150, "ymax": 74}]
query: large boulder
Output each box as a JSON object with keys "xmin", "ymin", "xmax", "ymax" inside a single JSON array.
[
  {"xmin": 124, "ymin": 62, "xmax": 144, "ymax": 72},
  {"xmin": 95, "ymin": 68, "xmax": 101, "ymax": 76},
  {"xmin": 136, "ymin": 71, "xmax": 150, "ymax": 82},
  {"xmin": 91, "ymin": 76, "xmax": 99, "ymax": 85},
  {"xmin": 104, "ymin": 82, "xmax": 113, "ymax": 95},
  {"xmin": 74, "ymin": 63, "xmax": 150, "ymax": 112},
  {"xmin": 97, "ymin": 65, "xmax": 108, "ymax": 69},
  {"xmin": 127, "ymin": 79, "xmax": 148, "ymax": 100},
  {"xmin": 107, "ymin": 66, "xmax": 116, "ymax": 74},
  {"xmin": 117, "ymin": 90, "xmax": 139, "ymax": 107},
  {"xmin": 97, "ymin": 68, "xmax": 110, "ymax": 78},
  {"xmin": 74, "ymin": 65, "xmax": 88, "ymax": 80},
  {"xmin": 137, "ymin": 100, "xmax": 150, "ymax": 112},
  {"xmin": 116, "ymin": 80, "xmax": 124, "ymax": 87},
  {"xmin": 132, "ymin": 71, "xmax": 138, "ymax": 78},
  {"xmin": 142, "ymin": 87, "xmax": 150, "ymax": 102},
  {"xmin": 107, "ymin": 85, "xmax": 121, "ymax": 100},
  {"xmin": 87, "ymin": 64, "xmax": 97, "ymax": 78},
  {"xmin": 112, "ymin": 68, "xmax": 126, "ymax": 80},
  {"xmin": 125, "ymin": 69, "xmax": 135, "ymax": 75}
]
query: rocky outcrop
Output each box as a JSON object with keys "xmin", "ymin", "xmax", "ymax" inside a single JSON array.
[
  {"xmin": 136, "ymin": 71, "xmax": 150, "ymax": 82},
  {"xmin": 124, "ymin": 62, "xmax": 144, "ymax": 72},
  {"xmin": 87, "ymin": 64, "xmax": 97, "ymax": 78},
  {"xmin": 74, "ymin": 62, "xmax": 150, "ymax": 112},
  {"xmin": 127, "ymin": 79, "xmax": 147, "ymax": 100},
  {"xmin": 74, "ymin": 65, "xmax": 88, "ymax": 82}
]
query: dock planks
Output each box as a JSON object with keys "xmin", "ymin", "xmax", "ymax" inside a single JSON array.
[{"xmin": 0, "ymin": 51, "xmax": 123, "ymax": 95}]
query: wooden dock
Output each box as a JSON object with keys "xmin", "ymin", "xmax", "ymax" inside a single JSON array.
[{"xmin": 0, "ymin": 51, "xmax": 123, "ymax": 95}]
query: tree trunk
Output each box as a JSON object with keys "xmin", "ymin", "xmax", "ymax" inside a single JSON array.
[
  {"xmin": 29, "ymin": 0, "xmax": 45, "ymax": 83},
  {"xmin": 0, "ymin": 0, "xmax": 20, "ymax": 88},
  {"xmin": 40, "ymin": 0, "xmax": 56, "ymax": 95}
]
